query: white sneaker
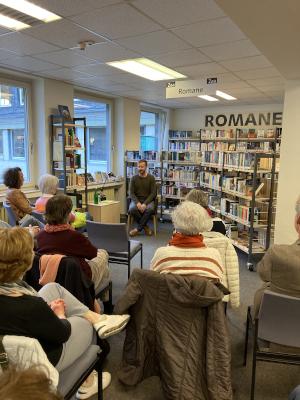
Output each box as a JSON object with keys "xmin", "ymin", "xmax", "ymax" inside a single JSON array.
[
  {"xmin": 76, "ymin": 371, "xmax": 111, "ymax": 399},
  {"xmin": 93, "ymin": 314, "xmax": 130, "ymax": 339}
]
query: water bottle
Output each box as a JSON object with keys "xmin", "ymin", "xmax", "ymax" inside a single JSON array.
[{"xmin": 93, "ymin": 191, "xmax": 99, "ymax": 204}]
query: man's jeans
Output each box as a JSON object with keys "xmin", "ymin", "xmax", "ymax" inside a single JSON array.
[{"xmin": 129, "ymin": 201, "xmax": 155, "ymax": 231}]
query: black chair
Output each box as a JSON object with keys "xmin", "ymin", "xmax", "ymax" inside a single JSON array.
[
  {"xmin": 3, "ymin": 202, "xmax": 18, "ymax": 226},
  {"xmin": 31, "ymin": 210, "xmax": 46, "ymax": 224},
  {"xmin": 244, "ymin": 290, "xmax": 300, "ymax": 400},
  {"xmin": 86, "ymin": 221, "xmax": 143, "ymax": 280}
]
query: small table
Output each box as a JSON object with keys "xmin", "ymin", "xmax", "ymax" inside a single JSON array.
[{"xmin": 87, "ymin": 201, "xmax": 120, "ymax": 223}]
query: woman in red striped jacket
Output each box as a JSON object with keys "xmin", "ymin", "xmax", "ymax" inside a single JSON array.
[{"xmin": 150, "ymin": 201, "xmax": 224, "ymax": 283}]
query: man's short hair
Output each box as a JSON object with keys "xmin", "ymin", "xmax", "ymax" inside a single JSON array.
[{"xmin": 138, "ymin": 159, "xmax": 148, "ymax": 167}]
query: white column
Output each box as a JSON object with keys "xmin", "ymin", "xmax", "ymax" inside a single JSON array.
[{"xmin": 274, "ymin": 81, "xmax": 300, "ymax": 244}]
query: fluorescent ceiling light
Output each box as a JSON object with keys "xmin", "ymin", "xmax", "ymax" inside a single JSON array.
[
  {"xmin": 216, "ymin": 90, "xmax": 237, "ymax": 100},
  {"xmin": 0, "ymin": 13, "xmax": 29, "ymax": 30},
  {"xmin": 0, "ymin": 0, "xmax": 61, "ymax": 23},
  {"xmin": 107, "ymin": 58, "xmax": 186, "ymax": 81},
  {"xmin": 198, "ymin": 95, "xmax": 219, "ymax": 102}
]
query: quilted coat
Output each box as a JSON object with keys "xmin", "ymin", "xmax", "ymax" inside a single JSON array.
[
  {"xmin": 203, "ymin": 231, "xmax": 240, "ymax": 308},
  {"xmin": 114, "ymin": 269, "xmax": 233, "ymax": 400}
]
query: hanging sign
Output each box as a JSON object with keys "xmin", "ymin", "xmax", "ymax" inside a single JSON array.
[{"xmin": 166, "ymin": 78, "xmax": 217, "ymax": 99}]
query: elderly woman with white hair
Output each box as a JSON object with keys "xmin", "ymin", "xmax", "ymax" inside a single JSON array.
[
  {"xmin": 150, "ymin": 201, "xmax": 224, "ymax": 282},
  {"xmin": 253, "ymin": 195, "xmax": 300, "ymax": 316},
  {"xmin": 35, "ymin": 174, "xmax": 60, "ymax": 213}
]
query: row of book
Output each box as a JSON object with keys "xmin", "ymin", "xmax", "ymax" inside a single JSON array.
[
  {"xmin": 200, "ymin": 142, "xmax": 233, "ymax": 151},
  {"xmin": 162, "ymin": 186, "xmax": 192, "ymax": 196},
  {"xmin": 126, "ymin": 166, "xmax": 161, "ymax": 178},
  {"xmin": 164, "ymin": 168, "xmax": 199, "ymax": 181},
  {"xmin": 202, "ymin": 151, "xmax": 223, "ymax": 165},
  {"xmin": 57, "ymin": 172, "xmax": 85, "ymax": 188},
  {"xmin": 169, "ymin": 142, "xmax": 200, "ymax": 150},
  {"xmin": 220, "ymin": 198, "xmax": 261, "ymax": 224},
  {"xmin": 169, "ymin": 130, "xmax": 197, "ymax": 139},
  {"xmin": 200, "ymin": 128, "xmax": 280, "ymax": 140},
  {"xmin": 163, "ymin": 151, "xmax": 201, "ymax": 163},
  {"xmin": 200, "ymin": 129, "xmax": 235, "ymax": 139},
  {"xmin": 199, "ymin": 171, "xmax": 221, "ymax": 189},
  {"xmin": 126, "ymin": 150, "xmax": 160, "ymax": 161},
  {"xmin": 236, "ymin": 128, "xmax": 277, "ymax": 139}
]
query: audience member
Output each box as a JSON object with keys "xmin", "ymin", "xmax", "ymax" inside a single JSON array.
[
  {"xmin": 4, "ymin": 167, "xmax": 44, "ymax": 228},
  {"xmin": 0, "ymin": 227, "xmax": 129, "ymax": 397},
  {"xmin": 186, "ymin": 189, "xmax": 226, "ymax": 234},
  {"xmin": 35, "ymin": 174, "xmax": 75, "ymax": 223},
  {"xmin": 128, "ymin": 159, "xmax": 157, "ymax": 237},
  {"xmin": 150, "ymin": 201, "xmax": 224, "ymax": 282},
  {"xmin": 36, "ymin": 195, "xmax": 109, "ymax": 290},
  {"xmin": 253, "ymin": 195, "xmax": 300, "ymax": 316},
  {"xmin": 0, "ymin": 366, "xmax": 62, "ymax": 400}
]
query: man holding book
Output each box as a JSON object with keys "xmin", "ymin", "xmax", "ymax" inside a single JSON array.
[{"xmin": 129, "ymin": 159, "xmax": 156, "ymax": 237}]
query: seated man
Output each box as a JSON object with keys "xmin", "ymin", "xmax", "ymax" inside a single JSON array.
[
  {"xmin": 253, "ymin": 194, "xmax": 300, "ymax": 317},
  {"xmin": 128, "ymin": 159, "xmax": 157, "ymax": 237}
]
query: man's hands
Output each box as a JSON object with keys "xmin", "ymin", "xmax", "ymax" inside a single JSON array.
[
  {"xmin": 49, "ymin": 299, "xmax": 66, "ymax": 319},
  {"xmin": 137, "ymin": 202, "xmax": 147, "ymax": 213}
]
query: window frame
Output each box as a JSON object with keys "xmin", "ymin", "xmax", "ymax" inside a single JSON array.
[
  {"xmin": 0, "ymin": 77, "xmax": 32, "ymax": 189},
  {"xmin": 140, "ymin": 107, "xmax": 162, "ymax": 151},
  {"xmin": 73, "ymin": 91, "xmax": 112, "ymax": 173}
]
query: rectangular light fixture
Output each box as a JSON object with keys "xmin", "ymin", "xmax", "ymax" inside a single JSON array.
[
  {"xmin": 0, "ymin": 0, "xmax": 61, "ymax": 23},
  {"xmin": 0, "ymin": 13, "xmax": 29, "ymax": 30},
  {"xmin": 198, "ymin": 95, "xmax": 219, "ymax": 102},
  {"xmin": 216, "ymin": 90, "xmax": 236, "ymax": 100},
  {"xmin": 107, "ymin": 58, "xmax": 186, "ymax": 81}
]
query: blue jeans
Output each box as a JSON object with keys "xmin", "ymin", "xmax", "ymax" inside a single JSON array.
[{"xmin": 129, "ymin": 201, "xmax": 155, "ymax": 231}]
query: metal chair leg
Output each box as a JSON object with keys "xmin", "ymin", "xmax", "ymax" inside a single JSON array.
[
  {"xmin": 128, "ymin": 257, "xmax": 131, "ymax": 280},
  {"xmin": 244, "ymin": 306, "xmax": 251, "ymax": 366},
  {"xmin": 140, "ymin": 245, "xmax": 143, "ymax": 270},
  {"xmin": 250, "ymin": 322, "xmax": 258, "ymax": 400}
]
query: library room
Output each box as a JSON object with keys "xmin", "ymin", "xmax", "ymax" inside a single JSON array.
[{"xmin": 0, "ymin": 1, "xmax": 299, "ymax": 400}]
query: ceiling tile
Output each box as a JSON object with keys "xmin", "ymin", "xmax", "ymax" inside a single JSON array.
[
  {"xmin": 131, "ymin": 0, "xmax": 224, "ymax": 28},
  {"xmin": 172, "ymin": 17, "xmax": 245, "ymax": 47},
  {"xmin": 220, "ymin": 55, "xmax": 273, "ymax": 72},
  {"xmin": 24, "ymin": 20, "xmax": 106, "ymax": 50},
  {"xmin": 71, "ymin": 3, "xmax": 161, "ymax": 40},
  {"xmin": 152, "ymin": 48, "xmax": 210, "ymax": 68},
  {"xmin": 176, "ymin": 62, "xmax": 227, "ymax": 78},
  {"xmin": 0, "ymin": 48, "xmax": 19, "ymax": 61},
  {"xmin": 200, "ymin": 39, "xmax": 260, "ymax": 61},
  {"xmin": 117, "ymin": 30, "xmax": 190, "ymax": 56},
  {"xmin": 34, "ymin": 49, "xmax": 94, "ymax": 67},
  {"xmin": 0, "ymin": 32, "xmax": 60, "ymax": 56},
  {"xmin": 41, "ymin": 68, "xmax": 93, "ymax": 81},
  {"xmin": 247, "ymin": 77, "xmax": 285, "ymax": 88},
  {"xmin": 31, "ymin": 0, "xmax": 121, "ymax": 17},
  {"xmin": 234, "ymin": 67, "xmax": 282, "ymax": 80},
  {"xmin": 73, "ymin": 63, "xmax": 124, "ymax": 77},
  {"xmin": 0, "ymin": 56, "xmax": 60, "ymax": 72},
  {"xmin": 72, "ymin": 42, "xmax": 140, "ymax": 63}
]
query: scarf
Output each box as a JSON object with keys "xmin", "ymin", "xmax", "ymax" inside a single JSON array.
[
  {"xmin": 0, "ymin": 280, "xmax": 37, "ymax": 297},
  {"xmin": 169, "ymin": 232, "xmax": 206, "ymax": 248},
  {"xmin": 44, "ymin": 224, "xmax": 73, "ymax": 233}
]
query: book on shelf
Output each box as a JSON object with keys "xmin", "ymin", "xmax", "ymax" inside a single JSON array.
[
  {"xmin": 167, "ymin": 167, "xmax": 199, "ymax": 181},
  {"xmin": 169, "ymin": 130, "xmax": 195, "ymax": 139}
]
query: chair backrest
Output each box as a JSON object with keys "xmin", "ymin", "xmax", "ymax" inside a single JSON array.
[
  {"xmin": 87, "ymin": 221, "xmax": 129, "ymax": 253},
  {"xmin": 31, "ymin": 210, "xmax": 45, "ymax": 223},
  {"xmin": 258, "ymin": 290, "xmax": 300, "ymax": 348},
  {"xmin": 3, "ymin": 202, "xmax": 17, "ymax": 226},
  {"xmin": 2, "ymin": 335, "xmax": 59, "ymax": 387}
]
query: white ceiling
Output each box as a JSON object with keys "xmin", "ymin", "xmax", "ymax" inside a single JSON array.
[{"xmin": 0, "ymin": 0, "xmax": 286, "ymax": 108}]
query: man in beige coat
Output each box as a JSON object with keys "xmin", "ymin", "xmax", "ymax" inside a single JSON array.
[{"xmin": 254, "ymin": 195, "xmax": 300, "ymax": 316}]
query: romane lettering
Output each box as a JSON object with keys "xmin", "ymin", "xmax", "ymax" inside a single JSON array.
[{"xmin": 205, "ymin": 112, "xmax": 282, "ymax": 127}]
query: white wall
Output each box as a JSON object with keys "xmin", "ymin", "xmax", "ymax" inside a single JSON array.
[
  {"xmin": 275, "ymin": 81, "xmax": 300, "ymax": 243},
  {"xmin": 171, "ymin": 103, "xmax": 283, "ymax": 132}
]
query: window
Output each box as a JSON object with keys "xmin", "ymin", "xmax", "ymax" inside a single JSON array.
[
  {"xmin": 140, "ymin": 111, "xmax": 159, "ymax": 151},
  {"xmin": 0, "ymin": 84, "xmax": 29, "ymax": 184},
  {"xmin": 74, "ymin": 98, "xmax": 110, "ymax": 173}
]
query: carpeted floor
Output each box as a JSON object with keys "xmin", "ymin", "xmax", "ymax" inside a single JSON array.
[{"xmin": 90, "ymin": 222, "xmax": 300, "ymax": 400}]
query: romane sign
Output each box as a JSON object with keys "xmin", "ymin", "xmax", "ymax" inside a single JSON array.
[{"xmin": 205, "ymin": 112, "xmax": 282, "ymax": 127}]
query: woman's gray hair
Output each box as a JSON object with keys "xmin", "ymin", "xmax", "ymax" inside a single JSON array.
[
  {"xmin": 185, "ymin": 189, "xmax": 208, "ymax": 208},
  {"xmin": 38, "ymin": 174, "xmax": 59, "ymax": 195},
  {"xmin": 171, "ymin": 201, "xmax": 213, "ymax": 235},
  {"xmin": 295, "ymin": 195, "xmax": 300, "ymax": 215}
]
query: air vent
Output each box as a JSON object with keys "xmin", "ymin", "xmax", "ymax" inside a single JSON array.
[{"xmin": 0, "ymin": 5, "xmax": 40, "ymax": 27}]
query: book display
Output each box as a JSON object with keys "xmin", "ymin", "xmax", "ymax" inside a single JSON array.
[
  {"xmin": 50, "ymin": 114, "xmax": 88, "ymax": 208},
  {"xmin": 160, "ymin": 130, "xmax": 201, "ymax": 219},
  {"xmin": 199, "ymin": 127, "xmax": 280, "ymax": 269}
]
